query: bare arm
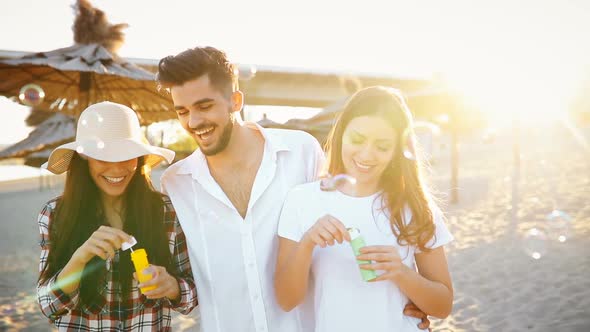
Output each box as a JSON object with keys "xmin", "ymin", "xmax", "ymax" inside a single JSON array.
[
  {"xmin": 56, "ymin": 226, "xmax": 132, "ymax": 294},
  {"xmin": 358, "ymin": 246, "xmax": 453, "ymax": 318},
  {"xmin": 273, "ymin": 237, "xmax": 315, "ymax": 311},
  {"xmin": 37, "ymin": 222, "xmax": 130, "ymax": 319},
  {"xmin": 401, "ymin": 247, "xmax": 453, "ymax": 318},
  {"xmin": 274, "ymin": 214, "xmax": 350, "ymax": 311}
]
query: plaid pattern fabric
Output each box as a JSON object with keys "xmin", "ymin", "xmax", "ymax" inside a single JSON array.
[{"xmin": 37, "ymin": 195, "xmax": 198, "ymax": 331}]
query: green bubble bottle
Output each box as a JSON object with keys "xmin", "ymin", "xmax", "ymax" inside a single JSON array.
[{"xmin": 347, "ymin": 227, "xmax": 377, "ymax": 281}]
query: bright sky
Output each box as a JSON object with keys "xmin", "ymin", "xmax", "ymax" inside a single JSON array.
[{"xmin": 1, "ymin": 0, "xmax": 589, "ymax": 144}]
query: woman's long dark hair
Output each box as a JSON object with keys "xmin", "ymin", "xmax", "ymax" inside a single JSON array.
[
  {"xmin": 39, "ymin": 153, "xmax": 174, "ymax": 307},
  {"xmin": 325, "ymin": 86, "xmax": 436, "ymax": 252}
]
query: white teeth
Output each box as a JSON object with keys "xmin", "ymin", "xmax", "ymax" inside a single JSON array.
[
  {"xmin": 354, "ymin": 161, "xmax": 372, "ymax": 169},
  {"xmin": 195, "ymin": 127, "xmax": 214, "ymax": 135},
  {"xmin": 104, "ymin": 176, "xmax": 124, "ymax": 183}
]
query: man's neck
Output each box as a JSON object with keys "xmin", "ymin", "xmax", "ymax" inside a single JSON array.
[{"xmin": 205, "ymin": 123, "xmax": 262, "ymax": 170}]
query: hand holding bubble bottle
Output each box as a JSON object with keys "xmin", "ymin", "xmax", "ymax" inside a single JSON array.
[
  {"xmin": 347, "ymin": 227, "xmax": 378, "ymax": 281},
  {"xmin": 320, "ymin": 173, "xmax": 377, "ymax": 281},
  {"xmin": 121, "ymin": 236, "xmax": 156, "ymax": 293}
]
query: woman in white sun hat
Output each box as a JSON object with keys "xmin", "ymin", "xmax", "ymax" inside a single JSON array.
[{"xmin": 36, "ymin": 101, "xmax": 197, "ymax": 330}]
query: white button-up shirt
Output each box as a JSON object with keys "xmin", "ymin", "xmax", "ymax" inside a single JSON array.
[{"xmin": 161, "ymin": 123, "xmax": 324, "ymax": 332}]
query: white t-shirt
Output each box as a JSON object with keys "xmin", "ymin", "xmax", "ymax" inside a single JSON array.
[{"xmin": 278, "ymin": 181, "xmax": 453, "ymax": 332}]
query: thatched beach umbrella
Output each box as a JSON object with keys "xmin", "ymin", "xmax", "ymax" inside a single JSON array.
[
  {"xmin": 0, "ymin": 0, "xmax": 174, "ymax": 124},
  {"xmin": 0, "ymin": 113, "xmax": 75, "ymax": 160}
]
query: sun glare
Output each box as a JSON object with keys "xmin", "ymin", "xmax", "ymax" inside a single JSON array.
[
  {"xmin": 437, "ymin": 37, "xmax": 587, "ymax": 129},
  {"xmin": 442, "ymin": 63, "xmax": 582, "ymax": 128}
]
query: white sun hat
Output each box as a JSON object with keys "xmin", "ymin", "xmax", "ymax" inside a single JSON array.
[{"xmin": 43, "ymin": 101, "xmax": 175, "ymax": 174}]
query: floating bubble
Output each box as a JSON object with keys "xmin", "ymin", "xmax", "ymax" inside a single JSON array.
[
  {"xmin": 320, "ymin": 174, "xmax": 357, "ymax": 192},
  {"xmin": 18, "ymin": 84, "xmax": 45, "ymax": 106},
  {"xmin": 545, "ymin": 210, "xmax": 571, "ymax": 243},
  {"xmin": 413, "ymin": 121, "xmax": 441, "ymax": 161},
  {"xmin": 237, "ymin": 64, "xmax": 257, "ymax": 81},
  {"xmin": 97, "ymin": 141, "xmax": 105, "ymax": 149},
  {"xmin": 401, "ymin": 128, "xmax": 417, "ymax": 160},
  {"xmin": 81, "ymin": 119, "xmax": 88, "ymax": 127},
  {"xmin": 76, "ymin": 146, "xmax": 85, "ymax": 154},
  {"xmin": 434, "ymin": 114, "xmax": 449, "ymax": 124},
  {"xmin": 523, "ymin": 227, "xmax": 547, "ymax": 260}
]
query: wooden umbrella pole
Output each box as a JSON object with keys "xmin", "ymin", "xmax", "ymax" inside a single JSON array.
[
  {"xmin": 77, "ymin": 71, "xmax": 92, "ymax": 122},
  {"xmin": 511, "ymin": 116, "xmax": 521, "ymax": 236},
  {"xmin": 450, "ymin": 122, "xmax": 459, "ymax": 204}
]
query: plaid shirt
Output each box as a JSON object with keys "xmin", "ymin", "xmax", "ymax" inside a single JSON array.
[{"xmin": 36, "ymin": 195, "xmax": 198, "ymax": 331}]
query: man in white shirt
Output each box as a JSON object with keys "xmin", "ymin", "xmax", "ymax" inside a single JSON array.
[{"xmin": 155, "ymin": 46, "xmax": 431, "ymax": 331}]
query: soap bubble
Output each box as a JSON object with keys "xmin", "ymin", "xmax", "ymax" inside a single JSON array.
[
  {"xmin": 545, "ymin": 210, "xmax": 571, "ymax": 243},
  {"xmin": 18, "ymin": 84, "xmax": 45, "ymax": 106},
  {"xmin": 320, "ymin": 174, "xmax": 357, "ymax": 192},
  {"xmin": 523, "ymin": 227, "xmax": 547, "ymax": 260}
]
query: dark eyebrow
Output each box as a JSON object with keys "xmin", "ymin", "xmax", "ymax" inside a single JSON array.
[{"xmin": 174, "ymin": 98, "xmax": 215, "ymax": 111}]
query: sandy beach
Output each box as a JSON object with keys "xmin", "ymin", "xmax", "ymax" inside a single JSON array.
[{"xmin": 1, "ymin": 124, "xmax": 589, "ymax": 332}]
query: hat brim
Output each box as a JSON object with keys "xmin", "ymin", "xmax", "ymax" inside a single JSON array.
[{"xmin": 43, "ymin": 138, "xmax": 175, "ymax": 174}]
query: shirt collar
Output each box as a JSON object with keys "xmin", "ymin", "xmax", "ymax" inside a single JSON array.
[{"xmin": 175, "ymin": 121, "xmax": 290, "ymax": 178}]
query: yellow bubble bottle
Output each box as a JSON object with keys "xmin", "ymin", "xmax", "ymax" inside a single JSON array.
[{"xmin": 130, "ymin": 248, "xmax": 156, "ymax": 293}]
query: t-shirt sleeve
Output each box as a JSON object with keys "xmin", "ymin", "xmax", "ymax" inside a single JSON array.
[
  {"xmin": 417, "ymin": 202, "xmax": 454, "ymax": 253},
  {"xmin": 278, "ymin": 187, "xmax": 305, "ymax": 242}
]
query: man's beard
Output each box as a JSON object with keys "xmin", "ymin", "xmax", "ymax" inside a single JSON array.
[{"xmin": 200, "ymin": 114, "xmax": 234, "ymax": 156}]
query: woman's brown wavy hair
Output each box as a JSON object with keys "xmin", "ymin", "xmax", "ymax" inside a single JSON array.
[{"xmin": 324, "ymin": 86, "xmax": 435, "ymax": 251}]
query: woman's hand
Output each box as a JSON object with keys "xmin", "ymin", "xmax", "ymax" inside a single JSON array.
[
  {"xmin": 300, "ymin": 214, "xmax": 351, "ymax": 250},
  {"xmin": 404, "ymin": 301, "xmax": 432, "ymax": 330},
  {"xmin": 135, "ymin": 265, "xmax": 181, "ymax": 301},
  {"xmin": 72, "ymin": 226, "xmax": 132, "ymax": 264},
  {"xmin": 357, "ymin": 245, "xmax": 410, "ymax": 283}
]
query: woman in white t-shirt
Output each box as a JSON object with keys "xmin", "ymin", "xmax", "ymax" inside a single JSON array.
[{"xmin": 274, "ymin": 86, "xmax": 454, "ymax": 332}]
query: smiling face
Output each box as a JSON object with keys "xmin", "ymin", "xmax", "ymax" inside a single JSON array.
[
  {"xmin": 171, "ymin": 75, "xmax": 241, "ymax": 156},
  {"xmin": 341, "ymin": 115, "xmax": 397, "ymax": 194},
  {"xmin": 87, "ymin": 157, "xmax": 138, "ymax": 198}
]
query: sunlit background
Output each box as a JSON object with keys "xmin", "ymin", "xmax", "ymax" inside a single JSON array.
[
  {"xmin": 1, "ymin": 1, "xmax": 590, "ymax": 331},
  {"xmin": 1, "ymin": 0, "xmax": 589, "ymax": 144}
]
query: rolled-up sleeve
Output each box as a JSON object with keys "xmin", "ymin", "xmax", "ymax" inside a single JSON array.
[{"xmin": 164, "ymin": 200, "xmax": 198, "ymax": 314}]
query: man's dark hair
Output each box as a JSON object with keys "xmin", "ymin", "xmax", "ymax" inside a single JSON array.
[{"xmin": 156, "ymin": 46, "xmax": 237, "ymax": 97}]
